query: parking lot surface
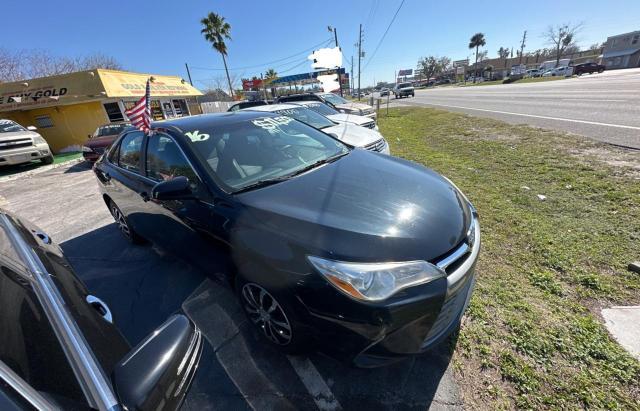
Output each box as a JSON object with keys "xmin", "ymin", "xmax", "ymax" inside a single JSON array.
[
  {"xmin": 0, "ymin": 162, "xmax": 463, "ymax": 410},
  {"xmin": 398, "ymin": 68, "xmax": 640, "ymax": 149}
]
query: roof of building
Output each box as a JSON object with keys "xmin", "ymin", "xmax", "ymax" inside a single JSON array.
[{"xmin": 603, "ymin": 48, "xmax": 640, "ymax": 59}]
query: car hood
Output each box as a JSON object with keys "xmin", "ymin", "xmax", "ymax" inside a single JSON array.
[
  {"xmin": 85, "ymin": 135, "xmax": 118, "ymax": 148},
  {"xmin": 323, "ymin": 123, "xmax": 382, "ymax": 147},
  {"xmin": 235, "ymin": 150, "xmax": 472, "ymax": 262},
  {"xmin": 0, "ymin": 131, "xmax": 39, "ymax": 141},
  {"xmin": 327, "ymin": 113, "xmax": 374, "ymax": 126},
  {"xmin": 334, "ymin": 102, "xmax": 373, "ymax": 113}
]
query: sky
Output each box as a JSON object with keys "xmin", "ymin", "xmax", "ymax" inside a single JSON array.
[{"xmin": 4, "ymin": 0, "xmax": 640, "ymax": 89}]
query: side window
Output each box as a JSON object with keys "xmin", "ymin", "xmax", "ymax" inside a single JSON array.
[
  {"xmin": 118, "ymin": 132, "xmax": 143, "ymax": 173},
  {"xmin": 146, "ymin": 134, "xmax": 200, "ymax": 187},
  {"xmin": 107, "ymin": 140, "xmax": 120, "ymax": 163}
]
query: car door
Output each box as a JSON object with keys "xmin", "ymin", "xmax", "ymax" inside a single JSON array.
[{"xmin": 136, "ymin": 132, "xmax": 223, "ymax": 273}]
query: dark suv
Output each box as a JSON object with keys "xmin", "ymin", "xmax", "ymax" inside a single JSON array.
[
  {"xmin": 573, "ymin": 62, "xmax": 605, "ymax": 76},
  {"xmin": 0, "ymin": 209, "xmax": 202, "ymax": 410}
]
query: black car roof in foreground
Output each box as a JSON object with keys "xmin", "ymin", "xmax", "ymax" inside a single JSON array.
[{"xmin": 153, "ymin": 111, "xmax": 279, "ymax": 132}]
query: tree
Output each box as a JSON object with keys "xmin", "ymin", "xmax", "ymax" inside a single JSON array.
[
  {"xmin": 543, "ymin": 22, "xmax": 583, "ymax": 67},
  {"xmin": 264, "ymin": 68, "xmax": 278, "ymax": 98},
  {"xmin": 498, "ymin": 46, "xmax": 510, "ymax": 68},
  {"xmin": 200, "ymin": 12, "xmax": 234, "ymax": 99},
  {"xmin": 469, "ymin": 33, "xmax": 486, "ymax": 82},
  {"xmin": 418, "ymin": 56, "xmax": 450, "ymax": 81},
  {"xmin": 589, "ymin": 43, "xmax": 603, "ymax": 53}
]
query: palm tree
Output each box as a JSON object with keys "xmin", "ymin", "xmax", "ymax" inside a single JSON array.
[
  {"xmin": 200, "ymin": 12, "xmax": 234, "ymax": 99},
  {"xmin": 264, "ymin": 68, "xmax": 278, "ymax": 98},
  {"xmin": 469, "ymin": 33, "xmax": 486, "ymax": 83}
]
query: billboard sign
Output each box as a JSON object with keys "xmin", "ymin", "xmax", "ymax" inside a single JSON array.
[{"xmin": 398, "ymin": 69, "xmax": 413, "ymax": 76}]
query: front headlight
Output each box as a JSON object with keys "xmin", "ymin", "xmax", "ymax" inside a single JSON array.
[
  {"xmin": 307, "ymin": 256, "xmax": 445, "ymax": 301},
  {"xmin": 82, "ymin": 146, "xmax": 94, "ymax": 153},
  {"xmin": 32, "ymin": 135, "xmax": 47, "ymax": 145}
]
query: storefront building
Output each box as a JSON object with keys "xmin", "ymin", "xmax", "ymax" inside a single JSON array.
[{"xmin": 0, "ymin": 69, "xmax": 202, "ymax": 152}]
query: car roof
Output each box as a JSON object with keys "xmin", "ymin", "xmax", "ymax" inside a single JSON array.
[
  {"xmin": 243, "ymin": 103, "xmax": 301, "ymax": 112},
  {"xmin": 155, "ymin": 111, "xmax": 279, "ymax": 132}
]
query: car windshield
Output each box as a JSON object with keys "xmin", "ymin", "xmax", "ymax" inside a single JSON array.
[
  {"xmin": 273, "ymin": 106, "xmax": 336, "ymax": 129},
  {"xmin": 0, "ymin": 120, "xmax": 26, "ymax": 133},
  {"xmin": 321, "ymin": 93, "xmax": 348, "ymax": 105},
  {"xmin": 184, "ymin": 116, "xmax": 349, "ymax": 192},
  {"xmin": 301, "ymin": 102, "xmax": 339, "ymax": 116},
  {"xmin": 96, "ymin": 124, "xmax": 128, "ymax": 137},
  {"xmin": 398, "ymin": 83, "xmax": 411, "ymax": 88}
]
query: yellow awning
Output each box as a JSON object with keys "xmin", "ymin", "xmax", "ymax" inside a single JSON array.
[{"xmin": 97, "ymin": 69, "xmax": 203, "ymax": 98}]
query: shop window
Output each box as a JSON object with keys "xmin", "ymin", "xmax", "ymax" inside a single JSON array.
[
  {"xmin": 633, "ymin": 35, "xmax": 639, "ymax": 45},
  {"xmin": 104, "ymin": 102, "xmax": 125, "ymax": 122},
  {"xmin": 34, "ymin": 115, "xmax": 54, "ymax": 128},
  {"xmin": 150, "ymin": 100, "xmax": 164, "ymax": 121},
  {"xmin": 172, "ymin": 99, "xmax": 189, "ymax": 117}
]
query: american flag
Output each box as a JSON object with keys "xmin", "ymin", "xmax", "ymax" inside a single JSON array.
[{"xmin": 124, "ymin": 79, "xmax": 151, "ymax": 133}]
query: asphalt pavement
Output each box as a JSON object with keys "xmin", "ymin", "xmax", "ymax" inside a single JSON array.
[
  {"xmin": 390, "ymin": 68, "xmax": 640, "ymax": 149},
  {"xmin": 0, "ymin": 162, "xmax": 463, "ymax": 410}
]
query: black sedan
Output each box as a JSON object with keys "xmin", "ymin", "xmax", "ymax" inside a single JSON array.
[
  {"xmin": 573, "ymin": 62, "xmax": 605, "ymax": 76},
  {"xmin": 0, "ymin": 209, "xmax": 202, "ymax": 410},
  {"xmin": 94, "ymin": 111, "xmax": 480, "ymax": 367}
]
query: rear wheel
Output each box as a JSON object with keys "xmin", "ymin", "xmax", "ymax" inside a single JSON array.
[
  {"xmin": 109, "ymin": 200, "xmax": 144, "ymax": 244},
  {"xmin": 41, "ymin": 154, "xmax": 54, "ymax": 165}
]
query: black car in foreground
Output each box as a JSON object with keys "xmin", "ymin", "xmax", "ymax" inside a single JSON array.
[
  {"xmin": 94, "ymin": 111, "xmax": 480, "ymax": 367},
  {"xmin": 0, "ymin": 209, "xmax": 202, "ymax": 410},
  {"xmin": 573, "ymin": 62, "xmax": 605, "ymax": 76}
]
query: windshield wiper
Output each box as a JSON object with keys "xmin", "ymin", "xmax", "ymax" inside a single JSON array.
[{"xmin": 233, "ymin": 152, "xmax": 349, "ymax": 194}]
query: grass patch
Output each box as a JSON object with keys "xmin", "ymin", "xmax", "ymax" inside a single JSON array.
[
  {"xmin": 378, "ymin": 107, "xmax": 640, "ymax": 409},
  {"xmin": 0, "ymin": 152, "xmax": 82, "ymax": 178}
]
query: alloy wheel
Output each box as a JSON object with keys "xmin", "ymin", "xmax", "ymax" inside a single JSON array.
[
  {"xmin": 241, "ymin": 283, "xmax": 292, "ymax": 345},
  {"xmin": 111, "ymin": 205, "xmax": 130, "ymax": 238}
]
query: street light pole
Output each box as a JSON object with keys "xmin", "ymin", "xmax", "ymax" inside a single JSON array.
[
  {"xmin": 328, "ymin": 25, "xmax": 344, "ymax": 97},
  {"xmin": 357, "ymin": 23, "xmax": 362, "ymax": 101}
]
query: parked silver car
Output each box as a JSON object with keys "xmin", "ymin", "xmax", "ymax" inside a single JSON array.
[{"xmin": 0, "ymin": 119, "xmax": 53, "ymax": 166}]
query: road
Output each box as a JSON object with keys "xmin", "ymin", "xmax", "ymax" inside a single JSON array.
[
  {"xmin": 394, "ymin": 68, "xmax": 640, "ymax": 149},
  {"xmin": 0, "ymin": 162, "xmax": 462, "ymax": 411}
]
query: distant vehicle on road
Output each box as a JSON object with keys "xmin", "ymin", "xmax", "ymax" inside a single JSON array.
[
  {"xmin": 573, "ymin": 62, "xmax": 605, "ymax": 76},
  {"xmin": 380, "ymin": 88, "xmax": 390, "ymax": 97},
  {"xmin": 228, "ymin": 100, "xmax": 271, "ymax": 112},
  {"xmin": 276, "ymin": 92, "xmax": 376, "ymax": 120},
  {"xmin": 94, "ymin": 111, "xmax": 479, "ymax": 367},
  {"xmin": 82, "ymin": 122, "xmax": 131, "ymax": 162},
  {"xmin": 393, "ymin": 82, "xmax": 415, "ymax": 98},
  {"xmin": 0, "ymin": 209, "xmax": 202, "ymax": 410},
  {"xmin": 0, "ymin": 120, "xmax": 53, "ymax": 166}
]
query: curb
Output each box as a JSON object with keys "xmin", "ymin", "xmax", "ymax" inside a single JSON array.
[{"xmin": 0, "ymin": 157, "xmax": 85, "ymax": 183}]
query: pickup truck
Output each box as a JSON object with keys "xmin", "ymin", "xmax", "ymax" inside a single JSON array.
[{"xmin": 393, "ymin": 82, "xmax": 415, "ymax": 98}]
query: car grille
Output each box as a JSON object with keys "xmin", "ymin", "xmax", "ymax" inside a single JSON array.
[
  {"xmin": 421, "ymin": 275, "xmax": 473, "ymax": 348},
  {"xmin": 365, "ymin": 138, "xmax": 386, "ymax": 152},
  {"xmin": 0, "ymin": 138, "xmax": 33, "ymax": 151}
]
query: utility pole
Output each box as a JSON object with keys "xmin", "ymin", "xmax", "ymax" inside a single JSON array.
[
  {"xmin": 328, "ymin": 26, "xmax": 344, "ymax": 97},
  {"xmin": 519, "ymin": 31, "xmax": 527, "ymax": 64},
  {"xmin": 357, "ymin": 23, "xmax": 362, "ymax": 101},
  {"xmin": 184, "ymin": 63, "xmax": 193, "ymax": 86},
  {"xmin": 350, "ymin": 55, "xmax": 354, "ymax": 95}
]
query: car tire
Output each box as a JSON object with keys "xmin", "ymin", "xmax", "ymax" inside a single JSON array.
[
  {"xmin": 108, "ymin": 200, "xmax": 145, "ymax": 244},
  {"xmin": 41, "ymin": 154, "xmax": 54, "ymax": 165},
  {"xmin": 236, "ymin": 274, "xmax": 310, "ymax": 354}
]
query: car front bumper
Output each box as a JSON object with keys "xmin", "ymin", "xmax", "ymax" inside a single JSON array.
[
  {"xmin": 296, "ymin": 216, "xmax": 480, "ymax": 367},
  {"xmin": 0, "ymin": 143, "xmax": 51, "ymax": 166}
]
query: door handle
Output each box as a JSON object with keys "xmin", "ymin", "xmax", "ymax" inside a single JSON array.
[
  {"xmin": 140, "ymin": 191, "xmax": 150, "ymax": 202},
  {"xmin": 86, "ymin": 295, "xmax": 113, "ymax": 323}
]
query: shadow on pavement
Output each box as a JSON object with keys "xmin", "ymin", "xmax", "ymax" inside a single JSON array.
[
  {"xmin": 64, "ymin": 161, "xmax": 92, "ymax": 174},
  {"xmin": 61, "ymin": 223, "xmax": 460, "ymax": 410}
]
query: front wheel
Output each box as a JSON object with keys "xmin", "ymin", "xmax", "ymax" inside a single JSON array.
[
  {"xmin": 41, "ymin": 154, "xmax": 54, "ymax": 165},
  {"xmin": 236, "ymin": 276, "xmax": 309, "ymax": 354}
]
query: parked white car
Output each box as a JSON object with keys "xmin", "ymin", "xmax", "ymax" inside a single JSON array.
[
  {"xmin": 244, "ymin": 104, "xmax": 390, "ymax": 155},
  {"xmin": 0, "ymin": 120, "xmax": 53, "ymax": 166},
  {"xmin": 542, "ymin": 66, "xmax": 570, "ymax": 77},
  {"xmin": 291, "ymin": 101, "xmax": 379, "ymax": 130}
]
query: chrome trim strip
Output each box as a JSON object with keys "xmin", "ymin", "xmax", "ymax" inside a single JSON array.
[
  {"xmin": 446, "ymin": 218, "xmax": 481, "ymax": 297},
  {"xmin": 0, "ymin": 213, "xmax": 120, "ymax": 411},
  {"xmin": 0, "ymin": 359, "xmax": 57, "ymax": 411},
  {"xmin": 436, "ymin": 242, "xmax": 469, "ymax": 270}
]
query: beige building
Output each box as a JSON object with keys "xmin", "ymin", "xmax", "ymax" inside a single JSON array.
[{"xmin": 0, "ymin": 69, "xmax": 202, "ymax": 152}]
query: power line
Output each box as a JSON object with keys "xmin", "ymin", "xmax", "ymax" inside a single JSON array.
[
  {"xmin": 191, "ymin": 38, "xmax": 332, "ymax": 72},
  {"xmin": 363, "ymin": 0, "xmax": 405, "ymax": 71}
]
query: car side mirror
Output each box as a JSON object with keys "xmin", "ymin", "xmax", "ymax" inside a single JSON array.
[
  {"xmin": 151, "ymin": 176, "xmax": 194, "ymax": 201},
  {"xmin": 27, "ymin": 126, "xmax": 37, "ymax": 131},
  {"xmin": 112, "ymin": 314, "xmax": 202, "ymax": 411}
]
